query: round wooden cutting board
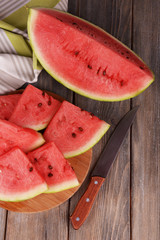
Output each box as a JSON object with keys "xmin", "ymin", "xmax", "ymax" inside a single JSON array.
[{"xmin": 0, "ymin": 89, "xmax": 92, "ymax": 213}]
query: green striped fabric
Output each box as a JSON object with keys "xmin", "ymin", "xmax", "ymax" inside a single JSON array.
[{"xmin": 0, "ymin": 0, "xmax": 68, "ymax": 94}]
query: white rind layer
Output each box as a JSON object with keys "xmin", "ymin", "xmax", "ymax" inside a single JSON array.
[
  {"xmin": 0, "ymin": 183, "xmax": 48, "ymax": 202},
  {"xmin": 45, "ymin": 178, "xmax": 79, "ymax": 193},
  {"xmin": 29, "ymin": 133, "xmax": 45, "ymax": 152},
  {"xmin": 64, "ymin": 122, "xmax": 110, "ymax": 158}
]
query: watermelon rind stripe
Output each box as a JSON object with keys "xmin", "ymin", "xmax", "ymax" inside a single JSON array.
[
  {"xmin": 28, "ymin": 8, "xmax": 154, "ymax": 102},
  {"xmin": 45, "ymin": 178, "xmax": 79, "ymax": 193},
  {"xmin": 63, "ymin": 122, "xmax": 110, "ymax": 159},
  {"xmin": 0, "ymin": 183, "xmax": 48, "ymax": 202},
  {"xmin": 28, "ymin": 132, "xmax": 45, "ymax": 152}
]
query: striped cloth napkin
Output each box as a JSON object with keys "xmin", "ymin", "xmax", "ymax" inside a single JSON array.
[{"xmin": 0, "ymin": 0, "xmax": 68, "ymax": 94}]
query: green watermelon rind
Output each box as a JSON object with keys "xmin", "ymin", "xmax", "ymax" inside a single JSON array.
[
  {"xmin": 45, "ymin": 178, "xmax": 79, "ymax": 193},
  {"xmin": 27, "ymin": 8, "xmax": 154, "ymax": 102},
  {"xmin": 0, "ymin": 183, "xmax": 48, "ymax": 202},
  {"xmin": 63, "ymin": 122, "xmax": 110, "ymax": 158},
  {"xmin": 26, "ymin": 132, "xmax": 45, "ymax": 152}
]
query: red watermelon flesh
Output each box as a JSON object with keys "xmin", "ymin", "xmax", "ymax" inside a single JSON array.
[
  {"xmin": 9, "ymin": 84, "xmax": 61, "ymax": 130},
  {"xmin": 28, "ymin": 8, "xmax": 154, "ymax": 101},
  {"xmin": 27, "ymin": 142, "xmax": 79, "ymax": 193},
  {"xmin": 0, "ymin": 119, "xmax": 45, "ymax": 156},
  {"xmin": 43, "ymin": 101, "xmax": 110, "ymax": 158},
  {"xmin": 0, "ymin": 147, "xmax": 48, "ymax": 202},
  {"xmin": 0, "ymin": 94, "xmax": 20, "ymax": 120}
]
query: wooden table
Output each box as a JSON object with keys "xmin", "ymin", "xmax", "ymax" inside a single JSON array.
[{"xmin": 0, "ymin": 0, "xmax": 159, "ymax": 239}]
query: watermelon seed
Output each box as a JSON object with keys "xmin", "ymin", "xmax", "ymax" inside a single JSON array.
[
  {"xmin": 126, "ymin": 56, "xmax": 129, "ymax": 59},
  {"xmin": 34, "ymin": 158, "xmax": 38, "ymax": 162},
  {"xmin": 81, "ymin": 108, "xmax": 84, "ymax": 111},
  {"xmin": 75, "ymin": 51, "xmax": 79, "ymax": 56},
  {"xmin": 56, "ymin": 17, "xmax": 63, "ymax": 22},
  {"xmin": 42, "ymin": 91, "xmax": 45, "ymax": 96},
  {"xmin": 48, "ymin": 172, "xmax": 53, "ymax": 177},
  {"xmin": 29, "ymin": 167, "xmax": 33, "ymax": 172},
  {"xmin": 103, "ymin": 70, "xmax": 106, "ymax": 76},
  {"xmin": 126, "ymin": 51, "xmax": 129, "ymax": 54},
  {"xmin": 88, "ymin": 65, "xmax": 92, "ymax": 69},
  {"xmin": 72, "ymin": 22, "xmax": 77, "ymax": 25},
  {"xmin": 120, "ymin": 80, "xmax": 124, "ymax": 86},
  {"xmin": 72, "ymin": 133, "xmax": 76, "ymax": 138},
  {"xmin": 140, "ymin": 66, "xmax": 144, "ymax": 70},
  {"xmin": 97, "ymin": 67, "xmax": 101, "ymax": 74},
  {"xmin": 48, "ymin": 165, "xmax": 53, "ymax": 169},
  {"xmin": 38, "ymin": 103, "xmax": 42, "ymax": 107},
  {"xmin": 48, "ymin": 100, "xmax": 51, "ymax": 105},
  {"xmin": 121, "ymin": 52, "xmax": 124, "ymax": 55},
  {"xmin": 78, "ymin": 127, "xmax": 83, "ymax": 132},
  {"xmin": 90, "ymin": 113, "xmax": 94, "ymax": 117}
]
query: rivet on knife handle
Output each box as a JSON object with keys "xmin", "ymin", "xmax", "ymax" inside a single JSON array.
[{"xmin": 70, "ymin": 176, "xmax": 105, "ymax": 230}]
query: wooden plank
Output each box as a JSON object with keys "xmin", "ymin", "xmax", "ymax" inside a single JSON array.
[
  {"xmin": 0, "ymin": 209, "xmax": 7, "ymax": 240},
  {"xmin": 68, "ymin": 0, "xmax": 132, "ymax": 239},
  {"xmin": 131, "ymin": 0, "xmax": 160, "ymax": 239},
  {"xmin": 4, "ymin": 66, "xmax": 73, "ymax": 239}
]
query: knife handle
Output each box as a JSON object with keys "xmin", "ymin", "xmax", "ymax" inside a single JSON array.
[{"xmin": 70, "ymin": 176, "xmax": 105, "ymax": 229}]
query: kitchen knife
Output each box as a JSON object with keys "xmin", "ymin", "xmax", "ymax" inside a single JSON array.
[{"xmin": 70, "ymin": 106, "xmax": 139, "ymax": 229}]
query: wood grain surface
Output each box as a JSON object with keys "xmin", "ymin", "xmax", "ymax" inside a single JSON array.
[{"xmin": 0, "ymin": 0, "xmax": 159, "ymax": 239}]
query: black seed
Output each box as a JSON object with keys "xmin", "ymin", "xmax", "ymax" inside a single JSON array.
[
  {"xmin": 88, "ymin": 65, "xmax": 92, "ymax": 69},
  {"xmin": 97, "ymin": 67, "xmax": 101, "ymax": 74},
  {"xmin": 72, "ymin": 22, "xmax": 77, "ymax": 25},
  {"xmin": 78, "ymin": 127, "xmax": 83, "ymax": 132},
  {"xmin": 75, "ymin": 51, "xmax": 79, "ymax": 56},
  {"xmin": 104, "ymin": 41, "xmax": 107, "ymax": 44},
  {"xmin": 72, "ymin": 133, "xmax": 76, "ymax": 138},
  {"xmin": 126, "ymin": 56, "xmax": 129, "ymax": 59},
  {"xmin": 126, "ymin": 51, "xmax": 129, "ymax": 54},
  {"xmin": 29, "ymin": 167, "xmax": 33, "ymax": 172},
  {"xmin": 48, "ymin": 100, "xmax": 51, "ymax": 105},
  {"xmin": 90, "ymin": 112, "xmax": 94, "ymax": 117},
  {"xmin": 48, "ymin": 172, "xmax": 53, "ymax": 177},
  {"xmin": 38, "ymin": 103, "xmax": 42, "ymax": 107},
  {"xmin": 81, "ymin": 108, "xmax": 84, "ymax": 111},
  {"xmin": 48, "ymin": 165, "xmax": 53, "ymax": 169},
  {"xmin": 42, "ymin": 91, "xmax": 45, "ymax": 96},
  {"xmin": 56, "ymin": 17, "xmax": 63, "ymax": 22},
  {"xmin": 103, "ymin": 70, "xmax": 106, "ymax": 76},
  {"xmin": 120, "ymin": 80, "xmax": 124, "ymax": 86},
  {"xmin": 90, "ymin": 33, "xmax": 93, "ymax": 37},
  {"xmin": 140, "ymin": 66, "xmax": 144, "ymax": 70},
  {"xmin": 121, "ymin": 52, "xmax": 124, "ymax": 55},
  {"xmin": 34, "ymin": 158, "xmax": 38, "ymax": 162}
]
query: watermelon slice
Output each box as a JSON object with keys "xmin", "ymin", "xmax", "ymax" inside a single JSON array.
[
  {"xmin": 0, "ymin": 119, "xmax": 45, "ymax": 156},
  {"xmin": 0, "ymin": 147, "xmax": 48, "ymax": 202},
  {"xmin": 0, "ymin": 94, "xmax": 21, "ymax": 120},
  {"xmin": 27, "ymin": 142, "xmax": 79, "ymax": 193},
  {"xmin": 43, "ymin": 101, "xmax": 110, "ymax": 158},
  {"xmin": 9, "ymin": 84, "xmax": 61, "ymax": 130},
  {"xmin": 28, "ymin": 8, "xmax": 154, "ymax": 101}
]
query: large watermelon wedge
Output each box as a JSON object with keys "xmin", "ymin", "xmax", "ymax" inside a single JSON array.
[
  {"xmin": 28, "ymin": 142, "xmax": 79, "ymax": 193},
  {"xmin": 0, "ymin": 119, "xmax": 45, "ymax": 156},
  {"xmin": 28, "ymin": 8, "xmax": 154, "ymax": 101},
  {"xmin": 43, "ymin": 101, "xmax": 110, "ymax": 158},
  {"xmin": 0, "ymin": 147, "xmax": 48, "ymax": 202}
]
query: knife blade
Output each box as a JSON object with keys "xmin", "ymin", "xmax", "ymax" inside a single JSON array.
[{"xmin": 70, "ymin": 106, "xmax": 139, "ymax": 230}]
